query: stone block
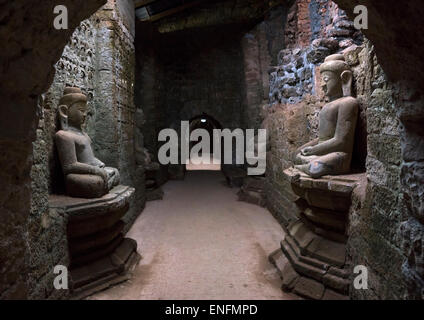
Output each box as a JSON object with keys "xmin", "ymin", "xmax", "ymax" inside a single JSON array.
[
  {"xmin": 146, "ymin": 187, "xmax": 164, "ymax": 201},
  {"xmin": 367, "ymin": 133, "xmax": 402, "ymax": 165},
  {"xmin": 322, "ymin": 289, "xmax": 349, "ymax": 300},
  {"xmin": 222, "ymin": 166, "xmax": 246, "ymax": 188},
  {"xmin": 281, "ymin": 263, "xmax": 300, "ymax": 292},
  {"xmin": 293, "ymin": 276, "xmax": 325, "ymax": 300}
]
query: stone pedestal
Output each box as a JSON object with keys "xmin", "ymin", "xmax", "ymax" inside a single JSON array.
[
  {"xmin": 222, "ymin": 166, "xmax": 246, "ymax": 188},
  {"xmin": 145, "ymin": 162, "xmax": 164, "ymax": 201},
  {"xmin": 238, "ymin": 176, "xmax": 266, "ymax": 207},
  {"xmin": 49, "ymin": 185, "xmax": 141, "ymax": 299},
  {"xmin": 168, "ymin": 164, "xmax": 186, "ymax": 180},
  {"xmin": 269, "ymin": 168, "xmax": 364, "ymax": 300}
]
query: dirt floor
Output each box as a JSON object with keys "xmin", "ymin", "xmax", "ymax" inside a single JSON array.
[{"xmin": 88, "ymin": 170, "xmax": 297, "ymax": 300}]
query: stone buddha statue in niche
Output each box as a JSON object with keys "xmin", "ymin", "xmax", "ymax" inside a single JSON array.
[
  {"xmin": 294, "ymin": 54, "xmax": 358, "ymax": 178},
  {"xmin": 55, "ymin": 87, "xmax": 120, "ymax": 198}
]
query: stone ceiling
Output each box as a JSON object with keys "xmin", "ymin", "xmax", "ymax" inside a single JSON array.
[{"xmin": 135, "ymin": 0, "xmax": 288, "ymax": 33}]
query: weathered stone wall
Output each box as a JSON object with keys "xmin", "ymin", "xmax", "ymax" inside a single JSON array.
[
  {"xmin": 397, "ymin": 89, "xmax": 424, "ymax": 299},
  {"xmin": 334, "ymin": 0, "xmax": 424, "ymax": 300},
  {"xmin": 93, "ymin": 0, "xmax": 144, "ymax": 231},
  {"xmin": 28, "ymin": 0, "xmax": 141, "ymax": 299},
  {"xmin": 346, "ymin": 41, "xmax": 405, "ymax": 299},
  {"xmin": 161, "ymin": 26, "xmax": 245, "ymax": 130},
  {"xmin": 346, "ymin": 44, "xmax": 424, "ymax": 299},
  {"xmin": 134, "ymin": 24, "xmax": 161, "ymax": 157},
  {"xmin": 240, "ymin": 4, "xmax": 287, "ymax": 129}
]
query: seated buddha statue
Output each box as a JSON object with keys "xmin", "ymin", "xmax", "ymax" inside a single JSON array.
[
  {"xmin": 55, "ymin": 87, "xmax": 120, "ymax": 198},
  {"xmin": 294, "ymin": 54, "xmax": 358, "ymax": 178}
]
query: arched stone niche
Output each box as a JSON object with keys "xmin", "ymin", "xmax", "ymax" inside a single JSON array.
[{"xmin": 0, "ymin": 0, "xmax": 107, "ymax": 300}]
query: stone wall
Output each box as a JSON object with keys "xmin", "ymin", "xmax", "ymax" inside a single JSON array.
[
  {"xmin": 346, "ymin": 41, "xmax": 406, "ymax": 300},
  {"xmin": 28, "ymin": 0, "xmax": 142, "ymax": 299},
  {"xmin": 240, "ymin": 4, "xmax": 287, "ymax": 130},
  {"xmin": 134, "ymin": 24, "xmax": 161, "ymax": 158},
  {"xmin": 346, "ymin": 48, "xmax": 424, "ymax": 299},
  {"xmin": 93, "ymin": 0, "xmax": 145, "ymax": 231},
  {"xmin": 334, "ymin": 0, "xmax": 424, "ymax": 301}
]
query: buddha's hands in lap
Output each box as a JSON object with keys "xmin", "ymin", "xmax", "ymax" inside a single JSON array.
[
  {"xmin": 104, "ymin": 167, "xmax": 120, "ymax": 189},
  {"xmin": 105, "ymin": 167, "xmax": 117, "ymax": 179},
  {"xmin": 92, "ymin": 158, "xmax": 105, "ymax": 168},
  {"xmin": 301, "ymin": 146, "xmax": 314, "ymax": 156},
  {"xmin": 93, "ymin": 167, "xmax": 108, "ymax": 184}
]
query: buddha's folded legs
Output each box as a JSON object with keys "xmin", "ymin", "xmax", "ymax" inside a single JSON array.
[
  {"xmin": 295, "ymin": 152, "xmax": 350, "ymax": 178},
  {"xmin": 66, "ymin": 174, "xmax": 107, "ymax": 198}
]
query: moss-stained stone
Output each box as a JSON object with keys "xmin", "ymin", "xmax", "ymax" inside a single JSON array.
[
  {"xmin": 367, "ymin": 134, "xmax": 402, "ymax": 166},
  {"xmin": 264, "ymin": 100, "xmax": 319, "ymax": 227}
]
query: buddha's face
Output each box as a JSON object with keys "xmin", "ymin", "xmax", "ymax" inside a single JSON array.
[
  {"xmin": 68, "ymin": 101, "xmax": 87, "ymax": 127},
  {"xmin": 321, "ymin": 71, "xmax": 342, "ymax": 100}
]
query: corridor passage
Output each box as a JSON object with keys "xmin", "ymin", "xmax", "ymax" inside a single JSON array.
[{"xmin": 89, "ymin": 171, "xmax": 296, "ymax": 300}]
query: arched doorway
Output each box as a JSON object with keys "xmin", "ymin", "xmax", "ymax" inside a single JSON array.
[{"xmin": 186, "ymin": 113, "xmax": 223, "ymax": 171}]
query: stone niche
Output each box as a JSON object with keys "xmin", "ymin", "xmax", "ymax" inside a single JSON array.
[
  {"xmin": 270, "ymin": 168, "xmax": 365, "ymax": 300},
  {"xmin": 26, "ymin": 0, "xmax": 142, "ymax": 299},
  {"xmin": 49, "ymin": 186, "xmax": 140, "ymax": 299}
]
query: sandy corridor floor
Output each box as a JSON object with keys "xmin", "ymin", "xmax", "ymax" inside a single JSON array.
[{"xmin": 88, "ymin": 170, "xmax": 296, "ymax": 300}]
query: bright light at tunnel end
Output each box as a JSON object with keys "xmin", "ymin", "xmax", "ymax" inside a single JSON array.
[{"xmin": 157, "ymin": 121, "xmax": 267, "ymax": 176}]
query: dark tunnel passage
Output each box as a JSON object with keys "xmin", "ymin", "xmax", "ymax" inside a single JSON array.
[{"xmin": 0, "ymin": 0, "xmax": 424, "ymax": 301}]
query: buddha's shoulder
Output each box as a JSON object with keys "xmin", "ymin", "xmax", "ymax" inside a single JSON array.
[
  {"xmin": 337, "ymin": 96, "xmax": 359, "ymax": 106},
  {"xmin": 333, "ymin": 97, "xmax": 359, "ymax": 113},
  {"xmin": 55, "ymin": 129, "xmax": 77, "ymax": 140}
]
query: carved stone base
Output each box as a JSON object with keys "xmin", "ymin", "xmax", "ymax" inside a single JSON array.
[
  {"xmin": 49, "ymin": 185, "xmax": 140, "ymax": 298},
  {"xmin": 269, "ymin": 221, "xmax": 350, "ymax": 300},
  {"xmin": 269, "ymin": 168, "xmax": 364, "ymax": 300},
  {"xmin": 71, "ymin": 238, "xmax": 141, "ymax": 299}
]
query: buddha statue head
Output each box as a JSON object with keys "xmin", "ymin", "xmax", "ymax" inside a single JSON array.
[
  {"xmin": 57, "ymin": 87, "xmax": 88, "ymax": 130},
  {"xmin": 320, "ymin": 54, "xmax": 353, "ymax": 100}
]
